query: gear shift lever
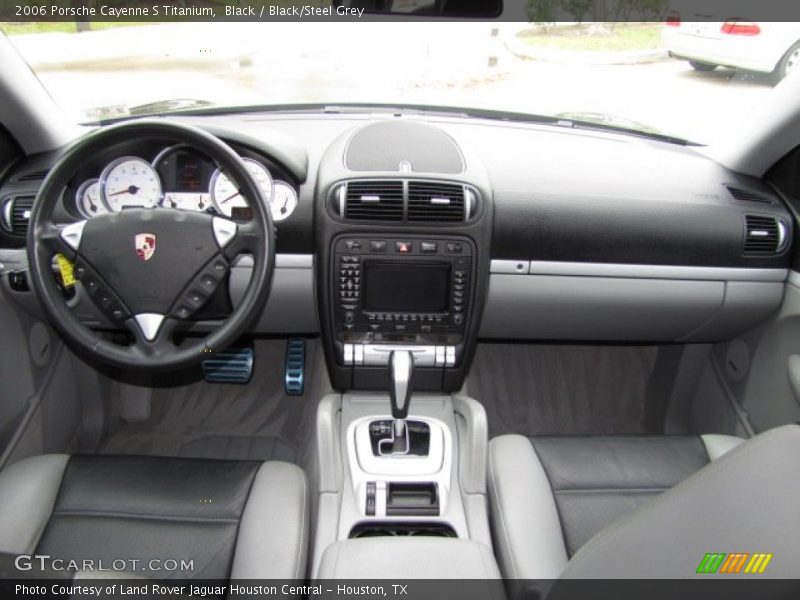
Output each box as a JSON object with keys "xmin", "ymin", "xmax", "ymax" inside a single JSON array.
[{"xmin": 389, "ymin": 350, "xmax": 414, "ymax": 445}]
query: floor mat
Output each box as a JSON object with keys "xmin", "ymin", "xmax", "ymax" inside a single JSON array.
[
  {"xmin": 98, "ymin": 339, "xmax": 328, "ymax": 462},
  {"xmin": 177, "ymin": 434, "xmax": 298, "ymax": 462},
  {"xmin": 468, "ymin": 343, "xmax": 658, "ymax": 437}
]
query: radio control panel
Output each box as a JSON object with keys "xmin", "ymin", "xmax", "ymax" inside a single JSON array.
[{"xmin": 331, "ymin": 235, "xmax": 474, "ymax": 362}]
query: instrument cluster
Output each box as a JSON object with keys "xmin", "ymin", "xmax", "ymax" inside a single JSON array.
[{"xmin": 72, "ymin": 145, "xmax": 298, "ymax": 222}]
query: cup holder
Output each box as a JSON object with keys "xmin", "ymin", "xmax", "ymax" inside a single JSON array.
[{"xmin": 349, "ymin": 522, "xmax": 457, "ymax": 539}]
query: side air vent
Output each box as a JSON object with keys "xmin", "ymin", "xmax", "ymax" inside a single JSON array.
[
  {"xmin": 744, "ymin": 215, "xmax": 787, "ymax": 255},
  {"xmin": 343, "ymin": 181, "xmax": 404, "ymax": 221},
  {"xmin": 2, "ymin": 196, "xmax": 35, "ymax": 236},
  {"xmin": 727, "ymin": 186, "xmax": 773, "ymax": 204},
  {"xmin": 407, "ymin": 182, "xmax": 469, "ymax": 222}
]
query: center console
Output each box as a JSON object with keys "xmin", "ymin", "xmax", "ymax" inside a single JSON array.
[
  {"xmin": 311, "ymin": 120, "xmax": 498, "ymax": 579},
  {"xmin": 312, "ymin": 388, "xmax": 495, "ymax": 577}
]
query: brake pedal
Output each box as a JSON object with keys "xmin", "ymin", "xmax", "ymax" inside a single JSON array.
[
  {"xmin": 285, "ymin": 339, "xmax": 306, "ymax": 396},
  {"xmin": 202, "ymin": 347, "xmax": 254, "ymax": 384}
]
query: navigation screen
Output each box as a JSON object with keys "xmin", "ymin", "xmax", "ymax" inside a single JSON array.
[{"xmin": 362, "ymin": 261, "xmax": 451, "ymax": 313}]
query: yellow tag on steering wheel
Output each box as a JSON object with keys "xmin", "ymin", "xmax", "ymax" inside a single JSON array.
[{"xmin": 55, "ymin": 253, "xmax": 76, "ymax": 288}]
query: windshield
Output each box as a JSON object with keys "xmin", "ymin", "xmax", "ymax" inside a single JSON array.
[{"xmin": 2, "ymin": 20, "xmax": 797, "ymax": 144}]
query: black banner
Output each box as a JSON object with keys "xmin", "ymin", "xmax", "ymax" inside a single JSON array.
[
  {"xmin": 2, "ymin": 1, "xmax": 800, "ymax": 23},
  {"xmin": 2, "ymin": 578, "xmax": 800, "ymax": 600}
]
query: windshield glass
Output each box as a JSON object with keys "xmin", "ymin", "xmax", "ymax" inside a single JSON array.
[{"xmin": 1, "ymin": 20, "xmax": 797, "ymax": 144}]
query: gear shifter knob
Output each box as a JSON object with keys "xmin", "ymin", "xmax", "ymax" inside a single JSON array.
[{"xmin": 389, "ymin": 350, "xmax": 413, "ymax": 422}]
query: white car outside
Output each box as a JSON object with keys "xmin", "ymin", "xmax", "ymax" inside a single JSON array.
[{"xmin": 663, "ymin": 20, "xmax": 800, "ymax": 82}]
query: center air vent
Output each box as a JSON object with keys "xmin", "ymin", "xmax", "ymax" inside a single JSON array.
[
  {"xmin": 408, "ymin": 182, "xmax": 469, "ymax": 222},
  {"xmin": 744, "ymin": 215, "xmax": 787, "ymax": 255},
  {"xmin": 333, "ymin": 180, "xmax": 478, "ymax": 223},
  {"xmin": 343, "ymin": 181, "xmax": 404, "ymax": 221},
  {"xmin": 2, "ymin": 196, "xmax": 35, "ymax": 236}
]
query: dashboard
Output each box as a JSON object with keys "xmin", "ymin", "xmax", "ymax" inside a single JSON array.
[
  {"xmin": 0, "ymin": 112, "xmax": 795, "ymax": 392},
  {"xmin": 69, "ymin": 144, "xmax": 299, "ymax": 223}
]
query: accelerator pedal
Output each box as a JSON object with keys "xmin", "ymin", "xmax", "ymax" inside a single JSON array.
[
  {"xmin": 202, "ymin": 347, "xmax": 254, "ymax": 384},
  {"xmin": 285, "ymin": 339, "xmax": 306, "ymax": 396}
]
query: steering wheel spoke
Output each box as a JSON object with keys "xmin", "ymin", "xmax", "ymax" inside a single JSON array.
[
  {"xmin": 222, "ymin": 219, "xmax": 261, "ymax": 258},
  {"xmin": 126, "ymin": 314, "xmax": 179, "ymax": 356},
  {"xmin": 40, "ymin": 221, "xmax": 87, "ymax": 257}
]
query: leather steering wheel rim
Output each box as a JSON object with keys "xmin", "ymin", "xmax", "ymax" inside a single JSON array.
[{"xmin": 27, "ymin": 119, "xmax": 274, "ymax": 371}]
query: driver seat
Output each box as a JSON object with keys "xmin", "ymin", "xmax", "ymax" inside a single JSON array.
[{"xmin": 0, "ymin": 454, "xmax": 308, "ymax": 579}]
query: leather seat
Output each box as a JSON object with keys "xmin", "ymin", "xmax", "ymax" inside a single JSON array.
[
  {"xmin": 488, "ymin": 425, "xmax": 800, "ymax": 579},
  {"xmin": 0, "ymin": 454, "xmax": 308, "ymax": 579}
]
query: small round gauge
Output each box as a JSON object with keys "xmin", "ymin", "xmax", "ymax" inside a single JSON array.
[
  {"xmin": 162, "ymin": 192, "xmax": 212, "ymax": 212},
  {"xmin": 100, "ymin": 156, "xmax": 161, "ymax": 212},
  {"xmin": 270, "ymin": 181, "xmax": 298, "ymax": 221},
  {"xmin": 75, "ymin": 179, "xmax": 108, "ymax": 218},
  {"xmin": 210, "ymin": 158, "xmax": 273, "ymax": 218}
]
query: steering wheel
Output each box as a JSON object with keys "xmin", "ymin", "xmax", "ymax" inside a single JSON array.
[{"xmin": 27, "ymin": 120, "xmax": 274, "ymax": 371}]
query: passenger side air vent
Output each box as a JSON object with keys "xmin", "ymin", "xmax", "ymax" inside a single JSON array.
[
  {"xmin": 1, "ymin": 196, "xmax": 35, "ymax": 236},
  {"xmin": 727, "ymin": 186, "xmax": 773, "ymax": 204},
  {"xmin": 407, "ymin": 182, "xmax": 470, "ymax": 222},
  {"xmin": 743, "ymin": 215, "xmax": 787, "ymax": 255},
  {"xmin": 342, "ymin": 181, "xmax": 404, "ymax": 221}
]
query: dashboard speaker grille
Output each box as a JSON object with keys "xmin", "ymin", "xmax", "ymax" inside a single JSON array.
[
  {"xmin": 344, "ymin": 181, "xmax": 404, "ymax": 221},
  {"xmin": 727, "ymin": 186, "xmax": 772, "ymax": 204},
  {"xmin": 407, "ymin": 182, "xmax": 466, "ymax": 222},
  {"xmin": 345, "ymin": 121, "xmax": 464, "ymax": 174},
  {"xmin": 744, "ymin": 215, "xmax": 784, "ymax": 255},
  {"xmin": 14, "ymin": 169, "xmax": 49, "ymax": 183}
]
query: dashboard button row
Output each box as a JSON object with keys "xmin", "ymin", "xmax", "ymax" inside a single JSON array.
[
  {"xmin": 339, "ymin": 255, "xmax": 362, "ymax": 302},
  {"xmin": 368, "ymin": 313, "xmax": 444, "ymax": 323},
  {"xmin": 342, "ymin": 239, "xmax": 467, "ymax": 255}
]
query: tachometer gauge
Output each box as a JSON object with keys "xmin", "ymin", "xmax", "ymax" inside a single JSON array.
[
  {"xmin": 75, "ymin": 179, "xmax": 107, "ymax": 218},
  {"xmin": 210, "ymin": 158, "xmax": 273, "ymax": 218},
  {"xmin": 100, "ymin": 157, "xmax": 161, "ymax": 212},
  {"xmin": 270, "ymin": 181, "xmax": 298, "ymax": 221}
]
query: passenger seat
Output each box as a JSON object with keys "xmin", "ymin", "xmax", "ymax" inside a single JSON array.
[{"xmin": 487, "ymin": 428, "xmax": 800, "ymax": 578}]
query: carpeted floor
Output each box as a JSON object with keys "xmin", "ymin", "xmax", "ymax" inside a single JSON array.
[
  {"xmin": 467, "ymin": 343, "xmax": 658, "ymax": 437},
  {"xmin": 98, "ymin": 340, "xmax": 658, "ymax": 458},
  {"xmin": 98, "ymin": 339, "xmax": 329, "ymax": 463}
]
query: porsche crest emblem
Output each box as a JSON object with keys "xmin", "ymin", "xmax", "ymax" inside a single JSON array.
[{"xmin": 135, "ymin": 233, "xmax": 156, "ymax": 262}]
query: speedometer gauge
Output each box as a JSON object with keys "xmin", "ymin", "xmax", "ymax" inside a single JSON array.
[
  {"xmin": 210, "ymin": 158, "xmax": 273, "ymax": 218},
  {"xmin": 76, "ymin": 179, "xmax": 107, "ymax": 218},
  {"xmin": 270, "ymin": 181, "xmax": 298, "ymax": 221},
  {"xmin": 101, "ymin": 157, "xmax": 161, "ymax": 212}
]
